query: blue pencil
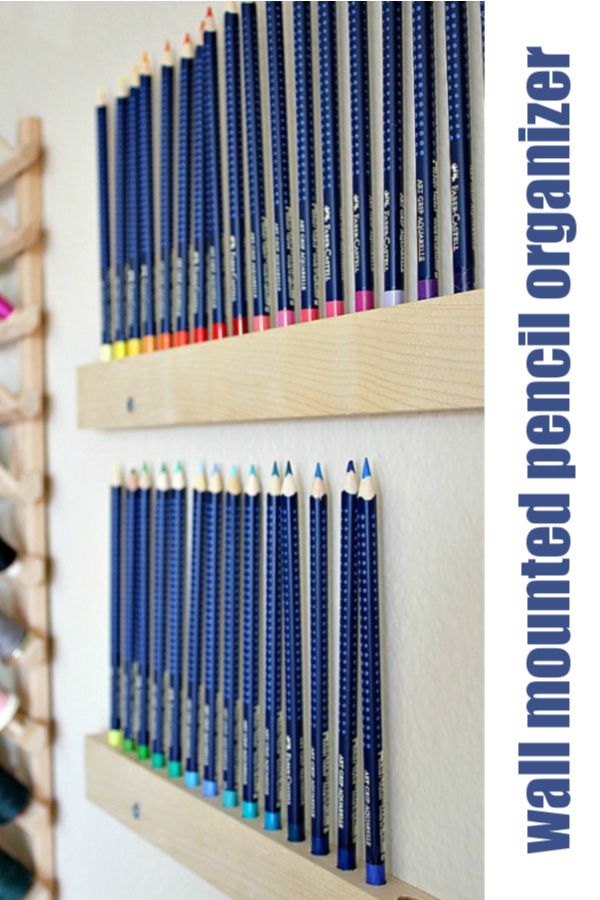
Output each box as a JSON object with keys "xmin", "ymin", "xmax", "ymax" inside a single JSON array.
[
  {"xmin": 159, "ymin": 42, "xmax": 175, "ymax": 350},
  {"xmin": 204, "ymin": 9, "xmax": 228, "ymax": 339},
  {"xmin": 223, "ymin": 467, "xmax": 242, "ymax": 808},
  {"xmin": 357, "ymin": 460, "xmax": 386, "ymax": 886},
  {"xmin": 266, "ymin": 1, "xmax": 295, "ymax": 327},
  {"xmin": 445, "ymin": 2, "xmax": 474, "ymax": 293},
  {"xmin": 204, "ymin": 464, "xmax": 223, "ymax": 796},
  {"xmin": 136, "ymin": 465, "xmax": 152, "ymax": 759},
  {"xmin": 192, "ymin": 26, "xmax": 208, "ymax": 344},
  {"xmin": 317, "ymin": 2, "xmax": 344, "ymax": 318},
  {"xmin": 96, "ymin": 89, "xmax": 112, "ymax": 361},
  {"xmin": 186, "ymin": 467, "xmax": 207, "ymax": 787},
  {"xmin": 242, "ymin": 466, "xmax": 261, "ymax": 819},
  {"xmin": 168, "ymin": 463, "xmax": 187, "ymax": 778},
  {"xmin": 336, "ymin": 461, "xmax": 359, "ymax": 871},
  {"xmin": 480, "ymin": 0, "xmax": 485, "ymax": 72},
  {"xmin": 175, "ymin": 34, "xmax": 194, "ymax": 346},
  {"xmin": 123, "ymin": 469, "xmax": 138, "ymax": 752},
  {"xmin": 383, "ymin": 2, "xmax": 405, "ymax": 307},
  {"xmin": 293, "ymin": 1, "xmax": 319, "ymax": 323},
  {"xmin": 348, "ymin": 1, "xmax": 374, "ymax": 312},
  {"xmin": 108, "ymin": 465, "xmax": 123, "ymax": 747},
  {"xmin": 309, "ymin": 464, "xmax": 329, "ymax": 855},
  {"xmin": 241, "ymin": 1, "xmax": 271, "ymax": 332},
  {"xmin": 139, "ymin": 52, "xmax": 157, "ymax": 351},
  {"xmin": 152, "ymin": 465, "xmax": 170, "ymax": 769},
  {"xmin": 412, "ymin": 2, "xmax": 439, "ymax": 300},
  {"xmin": 281, "ymin": 462, "xmax": 305, "ymax": 842},
  {"xmin": 225, "ymin": 3, "xmax": 248, "ymax": 336},
  {"xmin": 114, "ymin": 77, "xmax": 129, "ymax": 359},
  {"xmin": 126, "ymin": 67, "xmax": 141, "ymax": 355},
  {"xmin": 264, "ymin": 463, "xmax": 282, "ymax": 830}
]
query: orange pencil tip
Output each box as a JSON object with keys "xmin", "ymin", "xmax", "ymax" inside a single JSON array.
[
  {"xmin": 164, "ymin": 39, "xmax": 171, "ymax": 51},
  {"xmin": 206, "ymin": 6, "xmax": 213, "ymax": 17},
  {"xmin": 184, "ymin": 32, "xmax": 191, "ymax": 43},
  {"xmin": 142, "ymin": 51, "xmax": 149, "ymax": 64}
]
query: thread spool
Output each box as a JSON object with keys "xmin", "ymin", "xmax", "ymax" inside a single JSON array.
[
  {"xmin": 0, "ymin": 765, "xmax": 30, "ymax": 824},
  {"xmin": 0, "ymin": 848, "xmax": 34, "ymax": 900},
  {"xmin": 0, "ymin": 612, "xmax": 45, "ymax": 666}
]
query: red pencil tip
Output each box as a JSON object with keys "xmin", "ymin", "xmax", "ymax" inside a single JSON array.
[
  {"xmin": 206, "ymin": 6, "xmax": 213, "ymax": 17},
  {"xmin": 164, "ymin": 40, "xmax": 171, "ymax": 51},
  {"xmin": 184, "ymin": 32, "xmax": 191, "ymax": 43}
]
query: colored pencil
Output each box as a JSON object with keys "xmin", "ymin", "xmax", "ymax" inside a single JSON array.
[
  {"xmin": 446, "ymin": 2, "xmax": 474, "ymax": 293},
  {"xmin": 140, "ymin": 52, "xmax": 157, "ymax": 350},
  {"xmin": 337, "ymin": 460, "xmax": 359, "ymax": 871},
  {"xmin": 412, "ymin": 1, "xmax": 439, "ymax": 299},
  {"xmin": 357, "ymin": 459, "xmax": 386, "ymax": 886},
  {"xmin": 242, "ymin": 465, "xmax": 261, "ymax": 819},
  {"xmin": 225, "ymin": 2, "xmax": 248, "ymax": 336},
  {"xmin": 204, "ymin": 8, "xmax": 228, "ymax": 339},
  {"xmin": 382, "ymin": 1, "xmax": 405, "ymax": 306},
  {"xmin": 480, "ymin": 0, "xmax": 485, "ymax": 72},
  {"xmin": 293, "ymin": 1, "xmax": 319, "ymax": 323},
  {"xmin": 186, "ymin": 467, "xmax": 207, "ymax": 787},
  {"xmin": 175, "ymin": 34, "xmax": 194, "ymax": 346},
  {"xmin": 318, "ymin": 1, "xmax": 344, "ymax": 318},
  {"xmin": 124, "ymin": 469, "xmax": 138, "ymax": 752},
  {"xmin": 241, "ymin": 0, "xmax": 271, "ymax": 332},
  {"xmin": 96, "ymin": 88, "xmax": 112, "ymax": 360},
  {"xmin": 193, "ymin": 25, "xmax": 209, "ymax": 343},
  {"xmin": 159, "ymin": 41, "xmax": 175, "ymax": 350},
  {"xmin": 264, "ymin": 462, "xmax": 282, "ymax": 830},
  {"xmin": 266, "ymin": 1, "xmax": 295, "ymax": 327},
  {"xmin": 108, "ymin": 465, "xmax": 123, "ymax": 747},
  {"xmin": 152, "ymin": 464, "xmax": 170, "ymax": 768},
  {"xmin": 136, "ymin": 464, "xmax": 151, "ymax": 759},
  {"xmin": 127, "ymin": 66, "xmax": 141, "ymax": 355},
  {"xmin": 348, "ymin": 1, "xmax": 374, "ymax": 312},
  {"xmin": 280, "ymin": 461, "xmax": 305, "ymax": 842},
  {"xmin": 168, "ymin": 462, "xmax": 187, "ymax": 778},
  {"xmin": 204, "ymin": 464, "xmax": 223, "ymax": 796},
  {"xmin": 223, "ymin": 466, "xmax": 242, "ymax": 807},
  {"xmin": 114, "ymin": 76, "xmax": 129, "ymax": 359},
  {"xmin": 309, "ymin": 463, "xmax": 329, "ymax": 855}
]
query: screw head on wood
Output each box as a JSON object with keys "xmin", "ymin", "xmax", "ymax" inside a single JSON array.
[
  {"xmin": 126, "ymin": 397, "xmax": 135, "ymax": 413},
  {"xmin": 131, "ymin": 803, "xmax": 141, "ymax": 819}
]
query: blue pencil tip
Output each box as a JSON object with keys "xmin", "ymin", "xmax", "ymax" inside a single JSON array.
[
  {"xmin": 346, "ymin": 460, "xmax": 355, "ymax": 473},
  {"xmin": 249, "ymin": 464, "xmax": 257, "ymax": 476},
  {"xmin": 314, "ymin": 462, "xmax": 323, "ymax": 479},
  {"xmin": 362, "ymin": 458, "xmax": 371, "ymax": 478},
  {"xmin": 229, "ymin": 464, "xmax": 238, "ymax": 476},
  {"xmin": 284, "ymin": 461, "xmax": 292, "ymax": 476},
  {"xmin": 197, "ymin": 462, "xmax": 205, "ymax": 474},
  {"xmin": 271, "ymin": 461, "xmax": 279, "ymax": 476},
  {"xmin": 211, "ymin": 463, "xmax": 219, "ymax": 476}
]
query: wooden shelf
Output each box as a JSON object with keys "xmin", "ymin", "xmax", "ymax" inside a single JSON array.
[
  {"xmin": 86, "ymin": 734, "xmax": 436, "ymax": 900},
  {"xmin": 77, "ymin": 290, "xmax": 483, "ymax": 430}
]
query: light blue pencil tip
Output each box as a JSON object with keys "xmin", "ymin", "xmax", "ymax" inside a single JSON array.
[
  {"xmin": 211, "ymin": 463, "xmax": 220, "ymax": 476},
  {"xmin": 346, "ymin": 460, "xmax": 355, "ymax": 473},
  {"xmin": 284, "ymin": 460, "xmax": 292, "ymax": 476},
  {"xmin": 249, "ymin": 464, "xmax": 257, "ymax": 476},
  {"xmin": 229, "ymin": 464, "xmax": 238, "ymax": 476},
  {"xmin": 314, "ymin": 462, "xmax": 323, "ymax": 479},
  {"xmin": 362, "ymin": 458, "xmax": 371, "ymax": 478},
  {"xmin": 175, "ymin": 461, "xmax": 183, "ymax": 473},
  {"xmin": 197, "ymin": 462, "xmax": 205, "ymax": 475},
  {"xmin": 271, "ymin": 461, "xmax": 279, "ymax": 476}
]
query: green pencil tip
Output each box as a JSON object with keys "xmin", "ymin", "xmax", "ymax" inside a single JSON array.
[{"xmin": 175, "ymin": 461, "xmax": 183, "ymax": 473}]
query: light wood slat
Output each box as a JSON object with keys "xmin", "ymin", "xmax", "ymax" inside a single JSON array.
[
  {"xmin": 0, "ymin": 136, "xmax": 41, "ymax": 187},
  {"xmin": 0, "ymin": 385, "xmax": 42, "ymax": 422},
  {"xmin": 77, "ymin": 290, "xmax": 484, "ymax": 430},
  {"xmin": 0, "ymin": 463, "xmax": 44, "ymax": 503},
  {"xmin": 0, "ymin": 219, "xmax": 41, "ymax": 263},
  {"xmin": 0, "ymin": 306, "xmax": 41, "ymax": 345},
  {"xmin": 86, "ymin": 734, "xmax": 437, "ymax": 900}
]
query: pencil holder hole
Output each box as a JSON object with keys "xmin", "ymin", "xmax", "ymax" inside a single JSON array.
[
  {"xmin": 131, "ymin": 802, "xmax": 140, "ymax": 819},
  {"xmin": 126, "ymin": 396, "xmax": 135, "ymax": 413}
]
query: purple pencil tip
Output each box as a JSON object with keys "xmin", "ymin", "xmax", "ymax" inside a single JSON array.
[
  {"xmin": 271, "ymin": 461, "xmax": 279, "ymax": 477},
  {"xmin": 284, "ymin": 461, "xmax": 292, "ymax": 476},
  {"xmin": 362, "ymin": 458, "xmax": 371, "ymax": 478},
  {"xmin": 211, "ymin": 463, "xmax": 220, "ymax": 476},
  {"xmin": 346, "ymin": 460, "xmax": 355, "ymax": 473},
  {"xmin": 314, "ymin": 462, "xmax": 323, "ymax": 479}
]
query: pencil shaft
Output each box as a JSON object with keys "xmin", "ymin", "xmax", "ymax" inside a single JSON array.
[
  {"xmin": 169, "ymin": 485, "xmax": 186, "ymax": 768},
  {"xmin": 152, "ymin": 486, "xmax": 170, "ymax": 761},
  {"xmin": 124, "ymin": 482, "xmax": 138, "ymax": 744},
  {"xmin": 127, "ymin": 84, "xmax": 141, "ymax": 342},
  {"xmin": 318, "ymin": 1, "xmax": 344, "ymax": 317},
  {"xmin": 97, "ymin": 102, "xmax": 112, "ymax": 350},
  {"xmin": 204, "ymin": 30, "xmax": 228, "ymax": 337},
  {"xmin": 383, "ymin": 1, "xmax": 405, "ymax": 305},
  {"xmin": 226, "ymin": 9, "xmax": 248, "ymax": 335},
  {"xmin": 241, "ymin": 1, "xmax": 270, "ymax": 329},
  {"xmin": 140, "ymin": 69, "xmax": 156, "ymax": 342},
  {"xmin": 223, "ymin": 488, "xmax": 242, "ymax": 799},
  {"xmin": 310, "ymin": 492, "xmax": 329, "ymax": 854},
  {"xmin": 160, "ymin": 60, "xmax": 174, "ymax": 342},
  {"xmin": 242, "ymin": 489, "xmax": 261, "ymax": 811},
  {"xmin": 176, "ymin": 53, "xmax": 194, "ymax": 341},
  {"xmin": 204, "ymin": 487, "xmax": 223, "ymax": 791},
  {"xmin": 186, "ymin": 487, "xmax": 206, "ymax": 780},
  {"xmin": 264, "ymin": 489, "xmax": 282, "ymax": 824},
  {"xmin": 115, "ymin": 93, "xmax": 128, "ymax": 345},
  {"xmin": 110, "ymin": 483, "xmax": 122, "ymax": 732},
  {"xmin": 192, "ymin": 42, "xmax": 208, "ymax": 341}
]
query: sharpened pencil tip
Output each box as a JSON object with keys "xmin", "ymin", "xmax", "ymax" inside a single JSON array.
[
  {"xmin": 362, "ymin": 458, "xmax": 371, "ymax": 478},
  {"xmin": 346, "ymin": 460, "xmax": 355, "ymax": 473},
  {"xmin": 314, "ymin": 462, "xmax": 323, "ymax": 479},
  {"xmin": 229, "ymin": 464, "xmax": 238, "ymax": 476},
  {"xmin": 164, "ymin": 39, "xmax": 171, "ymax": 51},
  {"xmin": 284, "ymin": 461, "xmax": 292, "ymax": 476},
  {"xmin": 271, "ymin": 461, "xmax": 279, "ymax": 477},
  {"xmin": 249, "ymin": 464, "xmax": 257, "ymax": 476},
  {"xmin": 184, "ymin": 31, "xmax": 191, "ymax": 43},
  {"xmin": 211, "ymin": 463, "xmax": 220, "ymax": 476},
  {"xmin": 175, "ymin": 461, "xmax": 183, "ymax": 473},
  {"xmin": 160, "ymin": 463, "xmax": 167, "ymax": 473},
  {"xmin": 197, "ymin": 462, "xmax": 205, "ymax": 474}
]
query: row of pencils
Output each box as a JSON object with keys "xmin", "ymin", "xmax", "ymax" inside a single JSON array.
[
  {"xmin": 96, "ymin": 0, "xmax": 484, "ymax": 360},
  {"xmin": 108, "ymin": 458, "xmax": 386, "ymax": 886}
]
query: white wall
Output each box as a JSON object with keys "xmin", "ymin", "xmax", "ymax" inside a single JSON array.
[{"xmin": 0, "ymin": 3, "xmax": 483, "ymax": 899}]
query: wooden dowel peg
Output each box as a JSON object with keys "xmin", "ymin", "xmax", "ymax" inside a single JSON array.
[
  {"xmin": 0, "ymin": 386, "xmax": 42, "ymax": 422},
  {"xmin": 0, "ymin": 465, "xmax": 44, "ymax": 503},
  {"xmin": 0, "ymin": 218, "xmax": 41, "ymax": 263},
  {"xmin": 0, "ymin": 136, "xmax": 41, "ymax": 187},
  {"xmin": 0, "ymin": 306, "xmax": 42, "ymax": 346},
  {"xmin": 4, "ymin": 712, "xmax": 49, "ymax": 755},
  {"xmin": 15, "ymin": 797, "xmax": 52, "ymax": 836}
]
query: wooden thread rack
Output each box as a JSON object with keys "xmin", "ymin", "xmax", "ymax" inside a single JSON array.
[{"xmin": 0, "ymin": 117, "xmax": 54, "ymax": 896}]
